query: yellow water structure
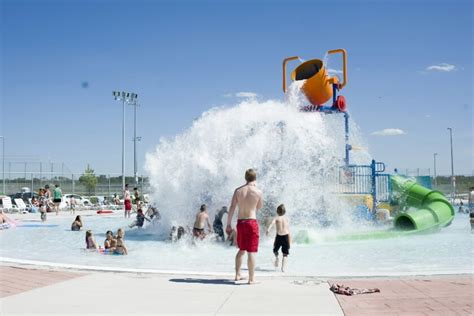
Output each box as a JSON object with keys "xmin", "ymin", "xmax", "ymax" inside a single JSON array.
[{"xmin": 336, "ymin": 194, "xmax": 374, "ymax": 211}]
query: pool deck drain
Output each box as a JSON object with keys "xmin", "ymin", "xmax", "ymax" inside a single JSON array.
[{"xmin": 1, "ymin": 264, "xmax": 473, "ymax": 315}]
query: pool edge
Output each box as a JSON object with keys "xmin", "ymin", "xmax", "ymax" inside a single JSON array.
[{"xmin": 2, "ymin": 256, "xmax": 472, "ymax": 278}]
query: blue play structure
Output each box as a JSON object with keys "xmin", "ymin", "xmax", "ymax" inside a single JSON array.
[{"xmin": 336, "ymin": 160, "xmax": 392, "ymax": 211}]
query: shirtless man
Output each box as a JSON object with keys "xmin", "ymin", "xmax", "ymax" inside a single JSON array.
[
  {"xmin": 123, "ymin": 184, "xmax": 132, "ymax": 218},
  {"xmin": 226, "ymin": 169, "xmax": 263, "ymax": 284},
  {"xmin": 266, "ymin": 204, "xmax": 291, "ymax": 272},
  {"xmin": 193, "ymin": 204, "xmax": 212, "ymax": 239}
]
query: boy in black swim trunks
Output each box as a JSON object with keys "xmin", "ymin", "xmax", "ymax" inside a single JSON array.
[
  {"xmin": 266, "ymin": 204, "xmax": 291, "ymax": 272},
  {"xmin": 193, "ymin": 204, "xmax": 212, "ymax": 239}
]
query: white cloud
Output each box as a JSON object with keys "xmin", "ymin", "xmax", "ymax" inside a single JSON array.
[
  {"xmin": 235, "ymin": 92, "xmax": 258, "ymax": 98},
  {"xmin": 327, "ymin": 68, "xmax": 343, "ymax": 74},
  {"xmin": 426, "ymin": 63, "xmax": 457, "ymax": 72},
  {"xmin": 371, "ymin": 128, "xmax": 406, "ymax": 136},
  {"xmin": 224, "ymin": 92, "xmax": 258, "ymax": 99}
]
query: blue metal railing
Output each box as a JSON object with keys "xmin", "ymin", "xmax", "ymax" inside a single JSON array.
[
  {"xmin": 335, "ymin": 160, "xmax": 392, "ymax": 207},
  {"xmin": 336, "ymin": 164, "xmax": 372, "ymax": 195}
]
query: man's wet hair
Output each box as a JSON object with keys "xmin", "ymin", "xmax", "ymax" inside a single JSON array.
[
  {"xmin": 200, "ymin": 204, "xmax": 207, "ymax": 212},
  {"xmin": 277, "ymin": 204, "xmax": 286, "ymax": 216},
  {"xmin": 245, "ymin": 169, "xmax": 257, "ymax": 182}
]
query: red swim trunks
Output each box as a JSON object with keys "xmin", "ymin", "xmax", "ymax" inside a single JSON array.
[
  {"xmin": 124, "ymin": 200, "xmax": 132, "ymax": 211},
  {"xmin": 237, "ymin": 219, "xmax": 259, "ymax": 252}
]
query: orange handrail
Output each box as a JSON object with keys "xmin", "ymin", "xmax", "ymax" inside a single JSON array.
[
  {"xmin": 327, "ymin": 49, "xmax": 347, "ymax": 89},
  {"xmin": 282, "ymin": 56, "xmax": 300, "ymax": 93}
]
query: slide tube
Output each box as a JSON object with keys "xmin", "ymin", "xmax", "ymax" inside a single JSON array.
[{"xmin": 392, "ymin": 176, "xmax": 454, "ymax": 231}]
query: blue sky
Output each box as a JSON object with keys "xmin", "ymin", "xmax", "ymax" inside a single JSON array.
[{"xmin": 1, "ymin": 0, "xmax": 472, "ymax": 176}]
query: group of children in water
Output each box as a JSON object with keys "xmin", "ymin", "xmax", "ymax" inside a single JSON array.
[
  {"xmin": 71, "ymin": 214, "xmax": 129, "ymax": 255},
  {"xmin": 71, "ymin": 204, "xmax": 161, "ymax": 256},
  {"xmin": 169, "ymin": 204, "xmax": 238, "ymax": 245},
  {"xmin": 177, "ymin": 202, "xmax": 291, "ymax": 271},
  {"xmin": 83, "ymin": 226, "xmax": 128, "ymax": 255},
  {"xmin": 69, "ymin": 200, "xmax": 291, "ymax": 269}
]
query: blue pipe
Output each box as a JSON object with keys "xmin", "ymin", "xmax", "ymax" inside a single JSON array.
[
  {"xmin": 344, "ymin": 112, "xmax": 350, "ymax": 165},
  {"xmin": 371, "ymin": 159, "xmax": 377, "ymax": 211}
]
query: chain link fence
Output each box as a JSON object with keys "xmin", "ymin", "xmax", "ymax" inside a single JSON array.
[{"xmin": 1, "ymin": 172, "xmax": 149, "ymax": 199}]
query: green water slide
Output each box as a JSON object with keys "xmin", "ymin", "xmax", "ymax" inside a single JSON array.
[
  {"xmin": 294, "ymin": 175, "xmax": 455, "ymax": 244},
  {"xmin": 391, "ymin": 175, "xmax": 454, "ymax": 232}
]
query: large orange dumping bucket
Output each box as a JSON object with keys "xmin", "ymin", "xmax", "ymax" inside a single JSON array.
[{"xmin": 283, "ymin": 49, "xmax": 347, "ymax": 106}]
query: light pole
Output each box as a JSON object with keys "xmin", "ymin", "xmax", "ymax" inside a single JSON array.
[
  {"xmin": 129, "ymin": 98, "xmax": 141, "ymax": 185},
  {"xmin": 433, "ymin": 153, "xmax": 438, "ymax": 188},
  {"xmin": 132, "ymin": 136, "xmax": 142, "ymax": 185},
  {"xmin": 112, "ymin": 91, "xmax": 138, "ymax": 191},
  {"xmin": 447, "ymin": 127, "xmax": 455, "ymax": 202},
  {"xmin": 0, "ymin": 136, "xmax": 4, "ymax": 194}
]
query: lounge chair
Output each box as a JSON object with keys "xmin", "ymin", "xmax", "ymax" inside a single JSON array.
[
  {"xmin": 1, "ymin": 197, "xmax": 17, "ymax": 213},
  {"xmin": 14, "ymin": 198, "xmax": 29, "ymax": 214}
]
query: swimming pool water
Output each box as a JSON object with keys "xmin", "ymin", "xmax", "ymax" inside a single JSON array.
[{"xmin": 1, "ymin": 214, "xmax": 473, "ymax": 276}]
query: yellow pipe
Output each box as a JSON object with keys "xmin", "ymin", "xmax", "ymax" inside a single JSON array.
[
  {"xmin": 282, "ymin": 56, "xmax": 300, "ymax": 93},
  {"xmin": 327, "ymin": 49, "xmax": 347, "ymax": 89}
]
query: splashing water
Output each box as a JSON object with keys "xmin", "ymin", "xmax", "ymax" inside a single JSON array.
[{"xmin": 145, "ymin": 83, "xmax": 371, "ymax": 234}]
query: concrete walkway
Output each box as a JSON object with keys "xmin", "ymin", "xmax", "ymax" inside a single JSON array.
[
  {"xmin": 1, "ymin": 265, "xmax": 473, "ymax": 315},
  {"xmin": 0, "ymin": 266, "xmax": 343, "ymax": 315}
]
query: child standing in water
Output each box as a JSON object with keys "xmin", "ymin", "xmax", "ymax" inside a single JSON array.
[
  {"xmin": 133, "ymin": 187, "xmax": 140, "ymax": 210},
  {"xmin": 266, "ymin": 204, "xmax": 291, "ymax": 272},
  {"xmin": 38, "ymin": 188, "xmax": 47, "ymax": 222},
  {"xmin": 69, "ymin": 195, "xmax": 77, "ymax": 214}
]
